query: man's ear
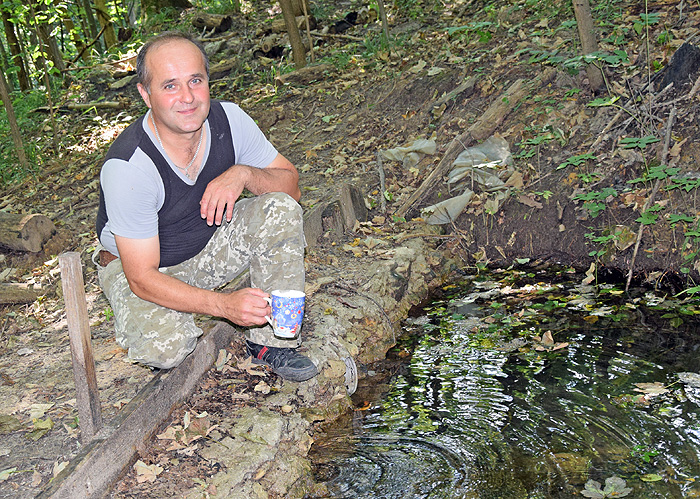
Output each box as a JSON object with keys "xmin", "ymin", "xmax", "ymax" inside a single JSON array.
[{"xmin": 137, "ymin": 83, "xmax": 151, "ymax": 108}]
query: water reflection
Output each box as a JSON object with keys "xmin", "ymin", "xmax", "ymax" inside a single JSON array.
[{"xmin": 308, "ymin": 275, "xmax": 700, "ymax": 498}]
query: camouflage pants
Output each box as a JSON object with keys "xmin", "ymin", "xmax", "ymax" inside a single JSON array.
[{"xmin": 97, "ymin": 192, "xmax": 306, "ymax": 369}]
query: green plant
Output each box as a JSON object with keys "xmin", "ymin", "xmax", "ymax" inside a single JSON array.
[
  {"xmin": 575, "ymin": 188, "xmax": 617, "ymax": 218},
  {"xmin": 557, "ymin": 153, "xmax": 596, "ymax": 170},
  {"xmin": 631, "ymin": 444, "xmax": 659, "ymax": 463},
  {"xmin": 446, "ymin": 21, "xmax": 494, "ymax": 43},
  {"xmin": 633, "ymin": 12, "xmax": 660, "ymax": 35}
]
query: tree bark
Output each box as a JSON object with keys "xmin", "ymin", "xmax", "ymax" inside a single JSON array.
[
  {"xmin": 289, "ymin": 0, "xmax": 310, "ymax": 17},
  {"xmin": 279, "ymin": 0, "xmax": 306, "ymax": 69},
  {"xmin": 1, "ymin": 9, "xmax": 30, "ymax": 91},
  {"xmin": 0, "ymin": 69, "xmax": 29, "ymax": 171},
  {"xmin": 80, "ymin": 0, "xmax": 102, "ymax": 51},
  {"xmin": 573, "ymin": 0, "xmax": 604, "ymax": 91},
  {"xmin": 0, "ymin": 212, "xmax": 55, "ymax": 252},
  {"xmin": 94, "ymin": 0, "xmax": 118, "ymax": 48},
  {"xmin": 377, "ymin": 0, "xmax": 389, "ymax": 41}
]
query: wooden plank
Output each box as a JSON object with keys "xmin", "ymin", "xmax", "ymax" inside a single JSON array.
[
  {"xmin": 36, "ymin": 322, "xmax": 235, "ymax": 499},
  {"xmin": 59, "ymin": 252, "xmax": 102, "ymax": 442}
]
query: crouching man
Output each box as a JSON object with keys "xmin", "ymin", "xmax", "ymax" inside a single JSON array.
[{"xmin": 95, "ymin": 31, "xmax": 317, "ymax": 381}]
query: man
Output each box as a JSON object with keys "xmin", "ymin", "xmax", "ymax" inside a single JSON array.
[{"xmin": 95, "ymin": 31, "xmax": 317, "ymax": 382}]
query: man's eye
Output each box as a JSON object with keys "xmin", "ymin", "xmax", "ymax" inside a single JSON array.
[
  {"xmin": 164, "ymin": 84, "xmax": 176, "ymax": 90},
  {"xmin": 191, "ymin": 78, "xmax": 202, "ymax": 85}
]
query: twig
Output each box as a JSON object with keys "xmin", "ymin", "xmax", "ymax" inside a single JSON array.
[
  {"xmin": 311, "ymin": 31, "xmax": 365, "ymax": 42},
  {"xmin": 377, "ymin": 151, "xmax": 387, "ymax": 212},
  {"xmin": 301, "ymin": 0, "xmax": 315, "ymax": 62},
  {"xmin": 70, "ymin": 25, "xmax": 108, "ymax": 65},
  {"xmin": 625, "ymin": 106, "xmax": 676, "ymax": 292}
]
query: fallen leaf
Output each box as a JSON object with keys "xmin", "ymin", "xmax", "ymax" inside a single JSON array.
[
  {"xmin": 237, "ymin": 356, "xmax": 267, "ymax": 376},
  {"xmin": 254, "ymin": 381, "xmax": 271, "ymax": 394},
  {"xmin": 0, "ymin": 468, "xmax": 17, "ymax": 482},
  {"xmin": 29, "ymin": 403, "xmax": 54, "ymax": 419},
  {"xmin": 215, "ymin": 349, "xmax": 231, "ymax": 371},
  {"xmin": 134, "ymin": 460, "xmax": 163, "ymax": 483},
  {"xmin": 634, "ymin": 382, "xmax": 669, "ymax": 397},
  {"xmin": 26, "ymin": 417, "xmax": 54, "ymax": 441},
  {"xmin": 0, "ymin": 415, "xmax": 23, "ymax": 434},
  {"xmin": 52, "ymin": 461, "xmax": 68, "ymax": 478}
]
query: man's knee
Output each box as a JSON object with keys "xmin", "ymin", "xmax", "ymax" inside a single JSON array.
[{"xmin": 125, "ymin": 333, "xmax": 199, "ymax": 370}]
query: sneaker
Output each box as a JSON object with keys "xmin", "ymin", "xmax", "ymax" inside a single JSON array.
[{"xmin": 246, "ymin": 341, "xmax": 319, "ymax": 382}]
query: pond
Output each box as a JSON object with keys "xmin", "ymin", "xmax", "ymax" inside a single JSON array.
[{"xmin": 308, "ymin": 269, "xmax": 700, "ymax": 498}]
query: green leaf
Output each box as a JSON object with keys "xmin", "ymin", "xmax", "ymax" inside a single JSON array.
[
  {"xmin": 619, "ymin": 135, "xmax": 660, "ymax": 149},
  {"xmin": 640, "ymin": 474, "xmax": 663, "ymax": 482},
  {"xmin": 667, "ymin": 213, "xmax": 694, "ymax": 226},
  {"xmin": 588, "ymin": 96, "xmax": 620, "ymax": 107},
  {"xmin": 0, "ymin": 415, "xmax": 23, "ymax": 434},
  {"xmin": 0, "ymin": 468, "xmax": 17, "ymax": 482}
]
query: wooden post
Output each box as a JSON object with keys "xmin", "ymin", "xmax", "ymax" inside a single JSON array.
[{"xmin": 59, "ymin": 252, "xmax": 103, "ymax": 442}]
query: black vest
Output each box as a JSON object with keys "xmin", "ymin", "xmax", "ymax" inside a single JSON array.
[{"xmin": 97, "ymin": 101, "xmax": 235, "ymax": 267}]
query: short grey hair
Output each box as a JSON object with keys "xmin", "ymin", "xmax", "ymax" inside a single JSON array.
[{"xmin": 136, "ymin": 31, "xmax": 210, "ymax": 93}]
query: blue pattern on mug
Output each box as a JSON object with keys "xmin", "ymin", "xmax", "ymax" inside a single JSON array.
[{"xmin": 266, "ymin": 290, "xmax": 305, "ymax": 338}]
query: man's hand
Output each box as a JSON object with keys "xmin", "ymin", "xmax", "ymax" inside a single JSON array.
[
  {"xmin": 219, "ymin": 288, "xmax": 271, "ymax": 326},
  {"xmin": 199, "ymin": 153, "xmax": 301, "ymax": 227},
  {"xmin": 200, "ymin": 165, "xmax": 247, "ymax": 226}
]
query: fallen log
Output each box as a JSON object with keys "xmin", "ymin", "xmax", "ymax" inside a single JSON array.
[
  {"xmin": 0, "ymin": 212, "xmax": 55, "ymax": 252},
  {"xmin": 33, "ymin": 101, "xmax": 126, "ymax": 113},
  {"xmin": 0, "ymin": 283, "xmax": 38, "ymax": 305},
  {"xmin": 275, "ymin": 63, "xmax": 334, "ymax": 86},
  {"xmin": 395, "ymin": 67, "xmax": 557, "ymax": 218},
  {"xmin": 192, "ymin": 13, "xmax": 232, "ymax": 33}
]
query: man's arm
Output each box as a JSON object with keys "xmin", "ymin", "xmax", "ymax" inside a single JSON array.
[
  {"xmin": 115, "ymin": 234, "xmax": 270, "ymax": 326},
  {"xmin": 199, "ymin": 153, "xmax": 300, "ymax": 226}
]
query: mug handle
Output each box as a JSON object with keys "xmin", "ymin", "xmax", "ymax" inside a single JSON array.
[{"xmin": 264, "ymin": 296, "xmax": 273, "ymax": 325}]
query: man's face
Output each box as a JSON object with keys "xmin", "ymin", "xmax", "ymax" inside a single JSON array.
[{"xmin": 137, "ymin": 39, "xmax": 210, "ymax": 136}]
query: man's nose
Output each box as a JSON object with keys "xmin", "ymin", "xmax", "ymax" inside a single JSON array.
[{"xmin": 180, "ymin": 86, "xmax": 195, "ymax": 103}]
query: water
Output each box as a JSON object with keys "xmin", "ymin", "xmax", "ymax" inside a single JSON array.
[{"xmin": 308, "ymin": 272, "xmax": 700, "ymax": 498}]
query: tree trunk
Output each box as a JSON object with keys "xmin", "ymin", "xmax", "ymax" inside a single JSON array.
[
  {"xmin": 1, "ymin": 9, "xmax": 30, "ymax": 91},
  {"xmin": 289, "ymin": 0, "xmax": 309, "ymax": 17},
  {"xmin": 279, "ymin": 0, "xmax": 306, "ymax": 69},
  {"xmin": 573, "ymin": 0, "xmax": 604, "ymax": 91},
  {"xmin": 33, "ymin": 1, "xmax": 67, "ymax": 73},
  {"xmin": 94, "ymin": 0, "xmax": 118, "ymax": 48},
  {"xmin": 377, "ymin": 0, "xmax": 389, "ymax": 41},
  {"xmin": 80, "ymin": 0, "xmax": 102, "ymax": 52},
  {"xmin": 63, "ymin": 15, "xmax": 89, "ymax": 62},
  {"xmin": 0, "ymin": 69, "xmax": 29, "ymax": 171}
]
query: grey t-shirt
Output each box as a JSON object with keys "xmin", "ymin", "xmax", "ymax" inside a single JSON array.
[{"xmin": 98, "ymin": 101, "xmax": 278, "ymax": 259}]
